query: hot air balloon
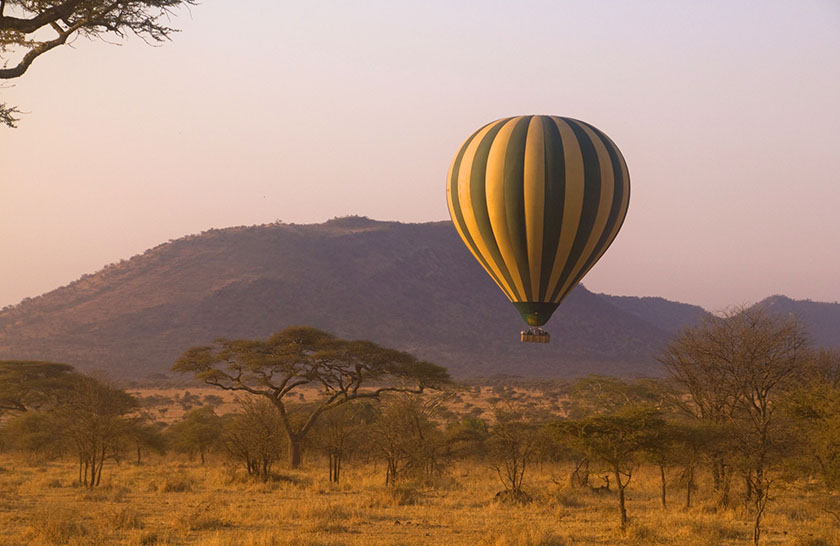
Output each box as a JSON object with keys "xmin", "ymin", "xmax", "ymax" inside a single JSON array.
[{"xmin": 446, "ymin": 116, "xmax": 630, "ymax": 343}]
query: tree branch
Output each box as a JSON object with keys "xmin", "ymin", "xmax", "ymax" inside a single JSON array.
[
  {"xmin": 0, "ymin": 0, "xmax": 85, "ymax": 34},
  {"xmin": 0, "ymin": 20, "xmax": 84, "ymax": 79},
  {"xmin": 0, "ymin": 102, "xmax": 20, "ymax": 127}
]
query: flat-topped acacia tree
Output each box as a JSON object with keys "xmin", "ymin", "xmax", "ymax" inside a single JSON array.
[
  {"xmin": 173, "ymin": 326, "xmax": 450, "ymax": 467},
  {"xmin": 0, "ymin": 360, "xmax": 76, "ymax": 415}
]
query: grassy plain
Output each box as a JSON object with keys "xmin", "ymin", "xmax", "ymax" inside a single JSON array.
[
  {"xmin": 1, "ymin": 384, "xmax": 835, "ymax": 545},
  {"xmin": 0, "ymin": 453, "xmax": 836, "ymax": 546}
]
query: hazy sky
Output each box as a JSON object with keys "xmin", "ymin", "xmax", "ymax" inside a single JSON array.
[{"xmin": 2, "ymin": 0, "xmax": 839, "ymax": 311}]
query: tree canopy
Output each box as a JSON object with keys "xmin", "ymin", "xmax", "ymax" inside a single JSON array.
[
  {"xmin": 173, "ymin": 326, "xmax": 450, "ymax": 467},
  {"xmin": 554, "ymin": 406, "xmax": 665, "ymax": 530},
  {"xmin": 0, "ymin": 0, "xmax": 196, "ymax": 126},
  {"xmin": 659, "ymin": 306, "xmax": 810, "ymax": 544},
  {"xmin": 0, "ymin": 360, "xmax": 76, "ymax": 415}
]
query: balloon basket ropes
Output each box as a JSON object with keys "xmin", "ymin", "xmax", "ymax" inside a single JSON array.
[{"xmin": 520, "ymin": 328, "xmax": 550, "ymax": 343}]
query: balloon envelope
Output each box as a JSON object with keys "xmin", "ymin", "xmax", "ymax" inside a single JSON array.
[{"xmin": 446, "ymin": 115, "xmax": 630, "ymax": 327}]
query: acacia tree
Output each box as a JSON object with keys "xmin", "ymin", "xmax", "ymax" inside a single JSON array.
[
  {"xmin": 554, "ymin": 407, "xmax": 664, "ymax": 532},
  {"xmin": 369, "ymin": 394, "xmax": 445, "ymax": 486},
  {"xmin": 660, "ymin": 313, "xmax": 749, "ymax": 506},
  {"xmin": 173, "ymin": 326, "xmax": 450, "ymax": 468},
  {"xmin": 0, "ymin": 360, "xmax": 75, "ymax": 415},
  {"xmin": 127, "ymin": 417, "xmax": 166, "ymax": 465},
  {"xmin": 1, "ymin": 409, "xmax": 64, "ymax": 461},
  {"xmin": 169, "ymin": 406, "xmax": 221, "ymax": 464},
  {"xmin": 661, "ymin": 306, "xmax": 809, "ymax": 545},
  {"xmin": 310, "ymin": 400, "xmax": 376, "ymax": 484},
  {"xmin": 784, "ymin": 350, "xmax": 840, "ymax": 523},
  {"xmin": 221, "ymin": 398, "xmax": 286, "ymax": 481},
  {"xmin": 488, "ymin": 409, "xmax": 539, "ymax": 500},
  {"xmin": 445, "ymin": 416, "xmax": 489, "ymax": 460},
  {"xmin": 0, "ymin": 0, "xmax": 196, "ymax": 126},
  {"xmin": 57, "ymin": 375, "xmax": 139, "ymax": 488},
  {"xmin": 563, "ymin": 375, "xmax": 671, "ymax": 490}
]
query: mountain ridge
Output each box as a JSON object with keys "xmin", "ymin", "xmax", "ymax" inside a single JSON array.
[{"xmin": 1, "ymin": 218, "xmax": 836, "ymax": 379}]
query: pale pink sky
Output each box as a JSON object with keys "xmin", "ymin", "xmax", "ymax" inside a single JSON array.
[{"xmin": 1, "ymin": 1, "xmax": 839, "ymax": 311}]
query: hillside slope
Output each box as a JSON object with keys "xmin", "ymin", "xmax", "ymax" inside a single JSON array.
[
  {"xmin": 0, "ymin": 218, "xmax": 708, "ymax": 379},
  {"xmin": 755, "ymin": 295, "xmax": 840, "ymax": 349},
  {"xmin": 600, "ymin": 295, "xmax": 709, "ymax": 334}
]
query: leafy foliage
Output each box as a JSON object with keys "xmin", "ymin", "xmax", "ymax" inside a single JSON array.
[
  {"xmin": 168, "ymin": 406, "xmax": 221, "ymax": 464},
  {"xmin": 0, "ymin": 360, "xmax": 75, "ymax": 415},
  {"xmin": 553, "ymin": 406, "xmax": 666, "ymax": 529},
  {"xmin": 784, "ymin": 354, "xmax": 840, "ymax": 492}
]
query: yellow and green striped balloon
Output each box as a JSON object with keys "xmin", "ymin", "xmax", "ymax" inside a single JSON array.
[{"xmin": 446, "ymin": 115, "xmax": 630, "ymax": 327}]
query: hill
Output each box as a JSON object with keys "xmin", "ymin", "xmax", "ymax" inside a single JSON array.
[
  {"xmin": 598, "ymin": 295, "xmax": 708, "ymax": 334},
  {"xmin": 755, "ymin": 295, "xmax": 840, "ymax": 349},
  {"xmin": 0, "ymin": 218, "xmax": 745, "ymax": 379}
]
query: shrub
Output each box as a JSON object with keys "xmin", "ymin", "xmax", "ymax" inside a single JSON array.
[
  {"xmin": 173, "ymin": 500, "xmax": 231, "ymax": 531},
  {"xmin": 109, "ymin": 505, "xmax": 144, "ymax": 530},
  {"xmin": 29, "ymin": 504, "xmax": 88, "ymax": 545}
]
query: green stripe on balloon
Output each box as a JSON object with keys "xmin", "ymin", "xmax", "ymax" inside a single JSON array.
[
  {"xmin": 565, "ymin": 121, "xmax": 629, "ymax": 292},
  {"xmin": 548, "ymin": 118, "xmax": 602, "ymax": 303},
  {"xmin": 503, "ymin": 116, "xmax": 533, "ymax": 301},
  {"xmin": 538, "ymin": 116, "xmax": 566, "ymax": 302}
]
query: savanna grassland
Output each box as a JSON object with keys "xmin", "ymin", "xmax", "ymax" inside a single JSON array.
[
  {"xmin": 2, "ymin": 314, "xmax": 839, "ymax": 546},
  {"xmin": 1, "ymin": 374, "xmax": 837, "ymax": 546},
  {"xmin": 1, "ymin": 453, "xmax": 836, "ymax": 546}
]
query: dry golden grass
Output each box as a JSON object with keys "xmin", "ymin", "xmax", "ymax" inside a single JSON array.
[{"xmin": 0, "ymin": 455, "xmax": 836, "ymax": 546}]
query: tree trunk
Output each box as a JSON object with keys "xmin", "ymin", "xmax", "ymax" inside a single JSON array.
[
  {"xmin": 136, "ymin": 446, "xmax": 142, "ymax": 465},
  {"xmin": 659, "ymin": 464, "xmax": 667, "ymax": 509},
  {"xmin": 95, "ymin": 446, "xmax": 105, "ymax": 486},
  {"xmin": 685, "ymin": 465, "xmax": 694, "ymax": 509},
  {"xmin": 752, "ymin": 473, "xmax": 769, "ymax": 546},
  {"xmin": 745, "ymin": 471, "xmax": 753, "ymax": 502},
  {"xmin": 618, "ymin": 484, "xmax": 628, "ymax": 531},
  {"xmin": 720, "ymin": 472, "xmax": 731, "ymax": 507},
  {"xmin": 289, "ymin": 437, "xmax": 302, "ymax": 468},
  {"xmin": 614, "ymin": 469, "xmax": 628, "ymax": 531},
  {"xmin": 754, "ymin": 491, "xmax": 766, "ymax": 546},
  {"xmin": 329, "ymin": 454, "xmax": 335, "ymax": 482},
  {"xmin": 571, "ymin": 457, "xmax": 590, "ymax": 488},
  {"xmin": 86, "ymin": 454, "xmax": 95, "ymax": 488},
  {"xmin": 329, "ymin": 452, "xmax": 341, "ymax": 484},
  {"xmin": 386, "ymin": 458, "xmax": 397, "ymax": 486},
  {"xmin": 714, "ymin": 459, "xmax": 731, "ymax": 507}
]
